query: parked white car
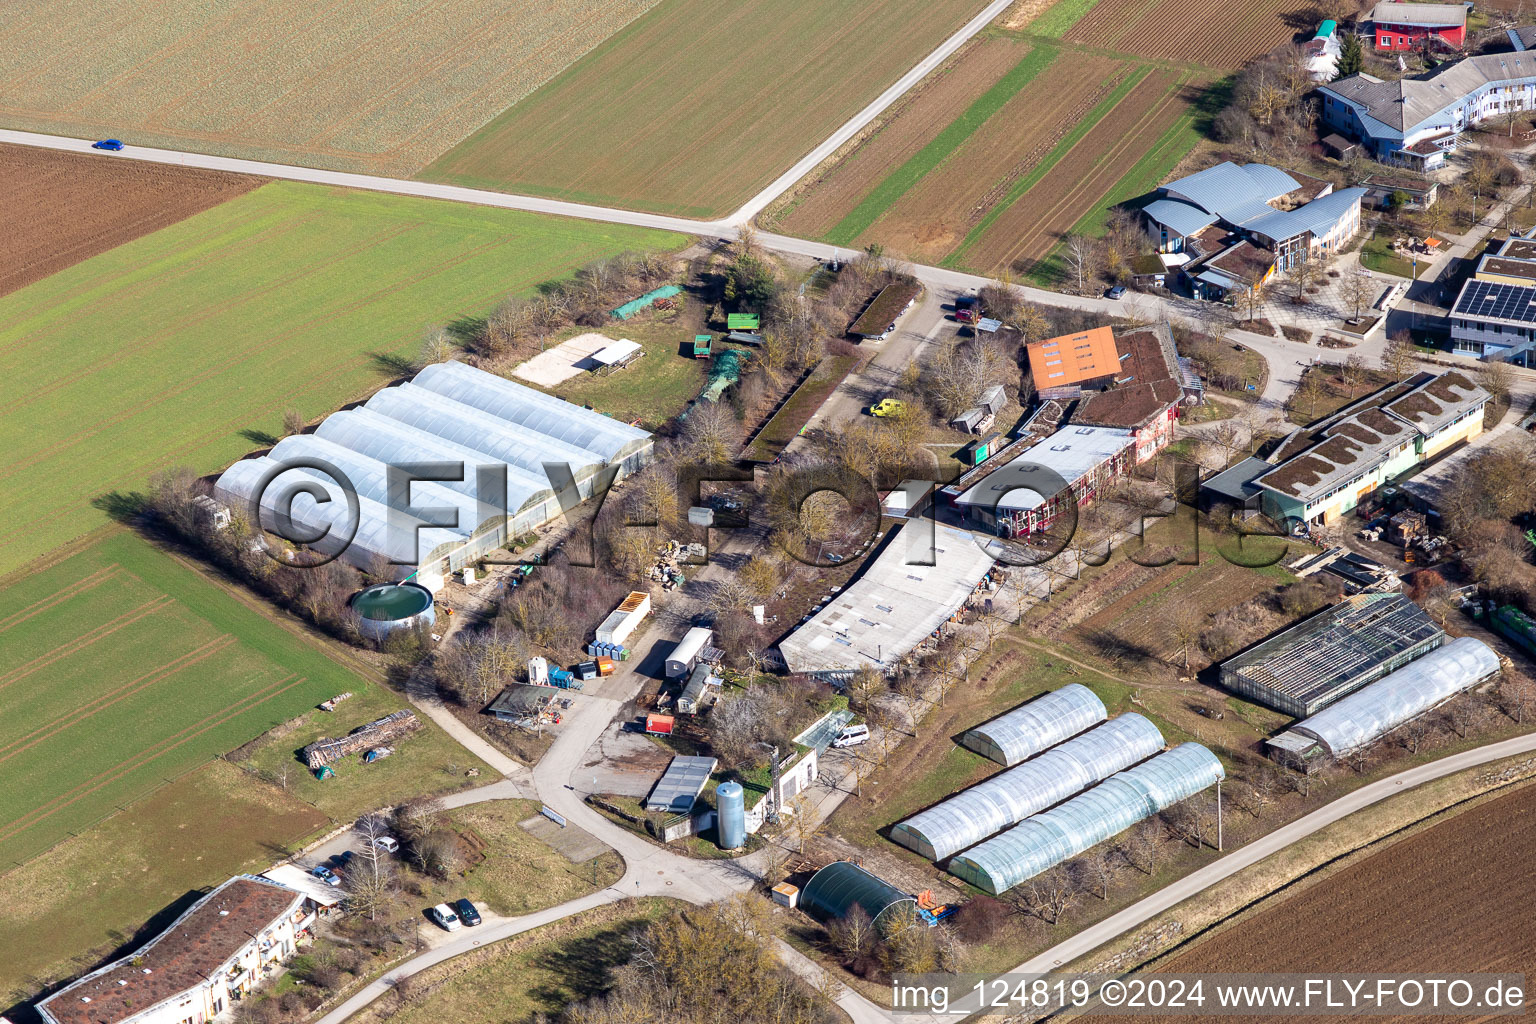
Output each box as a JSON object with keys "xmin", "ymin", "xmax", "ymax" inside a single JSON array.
[
  {"xmin": 373, "ymin": 836, "xmax": 400, "ymax": 854},
  {"xmin": 832, "ymin": 724, "xmax": 869, "ymax": 748},
  {"xmin": 428, "ymin": 903, "xmax": 461, "ymax": 931}
]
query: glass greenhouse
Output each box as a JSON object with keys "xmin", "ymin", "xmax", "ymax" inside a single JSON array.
[
  {"xmin": 961, "ymin": 683, "xmax": 1107, "ymax": 765},
  {"xmin": 1282, "ymin": 636, "xmax": 1499, "ymax": 758},
  {"xmin": 215, "ymin": 361, "xmax": 653, "ymax": 581},
  {"xmin": 799, "ymin": 861, "xmax": 915, "ymax": 929},
  {"xmin": 949, "ymin": 743, "xmax": 1225, "ymax": 895},
  {"xmin": 892, "ymin": 713, "xmax": 1164, "ymax": 861}
]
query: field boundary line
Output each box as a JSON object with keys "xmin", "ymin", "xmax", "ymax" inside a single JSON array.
[
  {"xmin": 0, "ymin": 564, "xmax": 121, "ymax": 633},
  {"xmin": 0, "ymin": 673, "xmax": 309, "ymax": 844},
  {"xmin": 825, "ymin": 43, "xmax": 1059, "ymax": 246},
  {"xmin": 945, "ymin": 65, "xmax": 1150, "ymax": 267},
  {"xmin": 0, "ymin": 595, "xmax": 174, "ymax": 691},
  {"xmin": 0, "ymin": 636, "xmax": 237, "ymax": 765},
  {"xmin": 989, "ymin": 71, "xmax": 1185, "ymax": 268}
]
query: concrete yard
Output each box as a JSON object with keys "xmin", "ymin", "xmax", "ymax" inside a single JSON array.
[
  {"xmin": 512, "ymin": 332, "xmax": 616, "ymax": 386},
  {"xmin": 518, "ymin": 813, "xmax": 609, "ymax": 863}
]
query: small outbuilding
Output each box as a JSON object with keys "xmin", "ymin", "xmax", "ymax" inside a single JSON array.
[{"xmin": 799, "ymin": 861, "xmax": 915, "ymax": 929}]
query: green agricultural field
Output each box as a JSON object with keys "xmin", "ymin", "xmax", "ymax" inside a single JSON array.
[
  {"xmin": 0, "ymin": 530, "xmax": 490, "ymax": 868},
  {"xmin": 420, "ymin": 0, "xmax": 991, "ymax": 216},
  {"xmin": 0, "ymin": 182, "xmax": 685, "ymax": 577}
]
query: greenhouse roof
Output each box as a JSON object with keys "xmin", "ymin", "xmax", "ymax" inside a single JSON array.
[
  {"xmin": 1284, "ymin": 636, "xmax": 1499, "ymax": 756},
  {"xmin": 1220, "ymin": 593, "xmax": 1444, "ymax": 711},
  {"xmin": 894, "ymin": 713, "xmax": 1164, "ymax": 861},
  {"xmin": 214, "ymin": 360, "xmax": 651, "ymax": 573},
  {"xmin": 950, "ymin": 743, "xmax": 1224, "ymax": 895},
  {"xmin": 961, "ymin": 683, "xmax": 1108, "ymax": 766},
  {"xmin": 799, "ymin": 861, "xmax": 914, "ymax": 928}
]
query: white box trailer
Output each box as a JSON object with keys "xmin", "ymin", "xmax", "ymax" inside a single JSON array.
[
  {"xmin": 666, "ymin": 627, "xmax": 714, "ymax": 679},
  {"xmin": 595, "ymin": 590, "xmax": 652, "ymax": 646}
]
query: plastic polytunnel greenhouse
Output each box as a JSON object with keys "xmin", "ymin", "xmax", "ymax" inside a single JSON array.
[
  {"xmin": 950, "ymin": 743, "xmax": 1225, "ymax": 896},
  {"xmin": 961, "ymin": 683, "xmax": 1107, "ymax": 765},
  {"xmin": 1286, "ymin": 636, "xmax": 1500, "ymax": 758},
  {"xmin": 214, "ymin": 361, "xmax": 653, "ymax": 579},
  {"xmin": 799, "ymin": 861, "xmax": 915, "ymax": 929},
  {"xmin": 892, "ymin": 713, "xmax": 1164, "ymax": 861}
]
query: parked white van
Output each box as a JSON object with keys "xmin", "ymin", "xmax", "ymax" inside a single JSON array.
[{"xmin": 832, "ymin": 724, "xmax": 869, "ymax": 748}]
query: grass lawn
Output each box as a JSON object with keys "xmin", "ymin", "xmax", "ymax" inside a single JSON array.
[
  {"xmin": 1359, "ymin": 227, "xmax": 1426, "ymax": 279},
  {"xmin": 0, "ymin": 181, "xmax": 686, "ymax": 577},
  {"xmin": 0, "ymin": 759, "xmax": 328, "ymax": 1006},
  {"xmin": 419, "ymin": 0, "xmax": 989, "ymax": 216},
  {"xmin": 349, "ymin": 898, "xmax": 682, "ymax": 1024},
  {"xmin": 422, "ymin": 800, "xmax": 624, "ymax": 916},
  {"xmin": 548, "ymin": 319, "xmax": 715, "ymax": 430},
  {"xmin": 0, "ymin": 531, "xmax": 412, "ymax": 866},
  {"xmin": 236, "ymin": 687, "xmax": 491, "ymax": 823}
]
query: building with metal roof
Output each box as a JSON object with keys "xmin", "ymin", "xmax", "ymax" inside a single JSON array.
[
  {"xmin": 215, "ymin": 360, "xmax": 652, "ymax": 588},
  {"xmin": 949, "ymin": 744, "xmax": 1225, "ymax": 895},
  {"xmin": 777, "ymin": 522, "xmax": 996, "ymax": 678},
  {"xmin": 1220, "ymin": 592, "xmax": 1445, "ymax": 717},
  {"xmin": 1251, "ymin": 371, "xmax": 1489, "ymax": 525},
  {"xmin": 1320, "ymin": 52, "xmax": 1536, "ymax": 170},
  {"xmin": 799, "ymin": 861, "xmax": 915, "ymax": 928},
  {"xmin": 1370, "ymin": 1, "xmax": 1467, "ymax": 52},
  {"xmin": 1268, "ymin": 637, "xmax": 1500, "ymax": 765},
  {"xmin": 646, "ymin": 755, "xmax": 718, "ymax": 814},
  {"xmin": 893, "ymin": 713, "xmax": 1164, "ymax": 861},
  {"xmin": 1199, "ymin": 455, "xmax": 1273, "ymax": 512},
  {"xmin": 961, "ymin": 684, "xmax": 1108, "ymax": 765},
  {"xmin": 953, "ymin": 425, "xmax": 1135, "ymax": 537},
  {"xmin": 1143, "ymin": 162, "xmax": 1364, "ymax": 285}
]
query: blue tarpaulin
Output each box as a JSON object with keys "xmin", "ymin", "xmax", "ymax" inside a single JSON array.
[{"xmin": 610, "ymin": 285, "xmax": 682, "ymax": 320}]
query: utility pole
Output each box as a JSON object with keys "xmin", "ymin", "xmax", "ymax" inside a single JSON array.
[{"xmin": 1216, "ymin": 779, "xmax": 1224, "ymax": 852}]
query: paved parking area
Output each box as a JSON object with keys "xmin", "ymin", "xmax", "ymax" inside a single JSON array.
[{"xmin": 519, "ymin": 813, "xmax": 609, "ymax": 862}]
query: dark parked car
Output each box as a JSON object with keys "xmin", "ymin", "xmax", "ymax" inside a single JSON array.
[
  {"xmin": 92, "ymin": 139, "xmax": 124, "ymax": 151},
  {"xmin": 454, "ymin": 898, "xmax": 482, "ymax": 926},
  {"xmin": 311, "ymin": 865, "xmax": 341, "ymax": 886}
]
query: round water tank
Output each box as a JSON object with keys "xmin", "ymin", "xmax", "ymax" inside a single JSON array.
[
  {"xmin": 716, "ymin": 781, "xmax": 746, "ymax": 851},
  {"xmin": 351, "ymin": 583, "xmax": 436, "ymax": 644}
]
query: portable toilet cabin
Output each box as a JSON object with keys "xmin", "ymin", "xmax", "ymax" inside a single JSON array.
[{"xmin": 665, "ymin": 627, "xmax": 714, "ymax": 679}]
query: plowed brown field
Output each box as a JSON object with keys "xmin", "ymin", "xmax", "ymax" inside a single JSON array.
[
  {"xmin": 1066, "ymin": 0, "xmax": 1302, "ymax": 68},
  {"xmin": 859, "ymin": 53, "xmax": 1130, "ymax": 264},
  {"xmin": 1110, "ymin": 783, "xmax": 1536, "ymax": 1023},
  {"xmin": 967, "ymin": 70, "xmax": 1191, "ymax": 272},
  {"xmin": 775, "ymin": 36, "xmax": 1034, "ymax": 240},
  {"xmin": 0, "ymin": 144, "xmax": 261, "ymax": 299}
]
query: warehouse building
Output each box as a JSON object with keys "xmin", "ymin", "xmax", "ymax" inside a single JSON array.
[
  {"xmin": 1220, "ymin": 592, "xmax": 1445, "ymax": 717},
  {"xmin": 952, "ymin": 425, "xmax": 1136, "ymax": 537},
  {"xmin": 949, "ymin": 743, "xmax": 1225, "ymax": 895},
  {"xmin": 893, "ymin": 713, "xmax": 1164, "ymax": 861},
  {"xmin": 1268, "ymin": 636, "xmax": 1500, "ymax": 768},
  {"xmin": 799, "ymin": 861, "xmax": 915, "ymax": 928},
  {"xmin": 961, "ymin": 683, "xmax": 1108, "ymax": 765},
  {"xmin": 777, "ymin": 522, "xmax": 996, "ymax": 678},
  {"xmin": 215, "ymin": 361, "xmax": 652, "ymax": 589}
]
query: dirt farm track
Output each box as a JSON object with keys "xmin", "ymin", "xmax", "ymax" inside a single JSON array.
[
  {"xmin": 0, "ymin": 145, "xmax": 262, "ymax": 299},
  {"xmin": 1108, "ymin": 782, "xmax": 1536, "ymax": 1023}
]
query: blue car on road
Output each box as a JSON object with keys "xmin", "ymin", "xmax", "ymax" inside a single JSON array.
[{"xmin": 92, "ymin": 139, "xmax": 124, "ymax": 151}]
